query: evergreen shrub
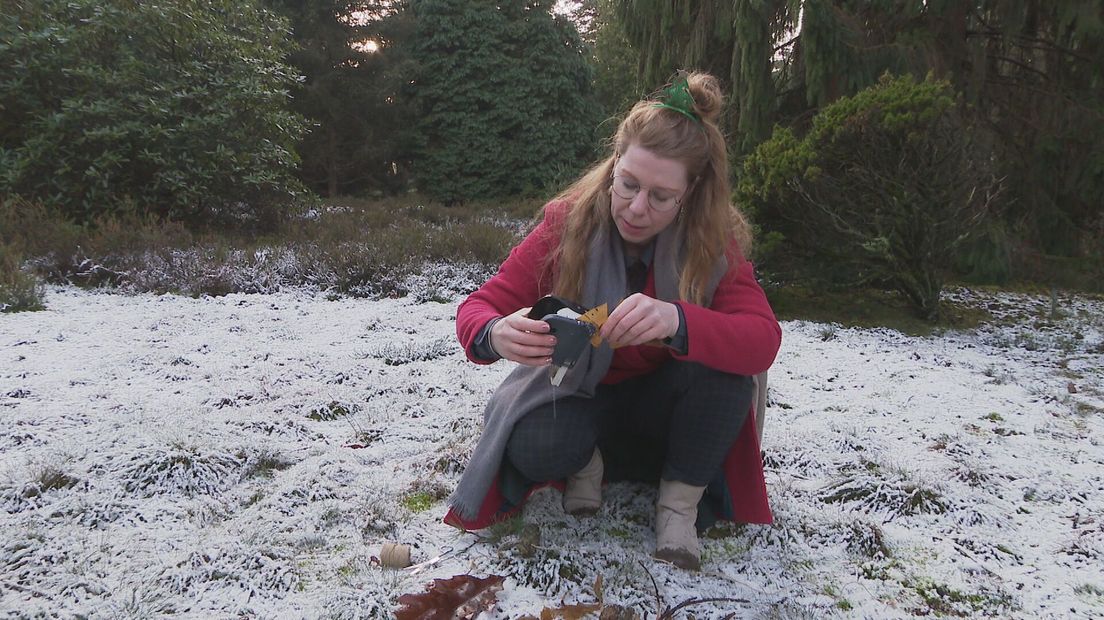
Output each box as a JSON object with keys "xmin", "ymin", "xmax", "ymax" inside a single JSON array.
[
  {"xmin": 410, "ymin": 0, "xmax": 598, "ymax": 203},
  {"xmin": 739, "ymin": 73, "xmax": 1001, "ymax": 320},
  {"xmin": 0, "ymin": 0, "xmax": 307, "ymax": 226}
]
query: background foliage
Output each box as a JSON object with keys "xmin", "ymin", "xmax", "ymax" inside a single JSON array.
[
  {"xmin": 1, "ymin": 0, "xmax": 1101, "ymax": 315},
  {"xmin": 739, "ymin": 74, "xmax": 1001, "ymax": 319},
  {"xmin": 265, "ymin": 0, "xmax": 416, "ymax": 197},
  {"xmin": 615, "ymin": 0, "xmax": 1104, "ymax": 272},
  {"xmin": 0, "ymin": 0, "xmax": 307, "ymax": 226},
  {"xmin": 409, "ymin": 0, "xmax": 600, "ymax": 203}
]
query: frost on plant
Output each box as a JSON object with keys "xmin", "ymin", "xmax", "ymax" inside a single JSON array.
[
  {"xmin": 158, "ymin": 543, "xmax": 299, "ymax": 598},
  {"xmin": 367, "ymin": 337, "xmax": 456, "ymax": 366},
  {"xmin": 118, "ymin": 446, "xmax": 244, "ymax": 499},
  {"xmin": 820, "ymin": 461, "xmax": 949, "ymax": 520}
]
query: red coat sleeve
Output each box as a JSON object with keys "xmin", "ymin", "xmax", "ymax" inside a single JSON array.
[
  {"xmin": 670, "ymin": 254, "xmax": 781, "ymax": 376},
  {"xmin": 456, "ymin": 203, "xmax": 566, "ymax": 364}
]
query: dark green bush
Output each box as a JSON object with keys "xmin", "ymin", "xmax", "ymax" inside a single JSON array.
[
  {"xmin": 410, "ymin": 0, "xmax": 598, "ymax": 203},
  {"xmin": 954, "ymin": 220, "xmax": 1014, "ymax": 285},
  {"xmin": 739, "ymin": 73, "xmax": 1001, "ymax": 320},
  {"xmin": 0, "ymin": 0, "xmax": 307, "ymax": 226}
]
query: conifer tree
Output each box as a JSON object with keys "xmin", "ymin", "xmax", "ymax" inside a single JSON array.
[
  {"xmin": 615, "ymin": 0, "xmax": 1104, "ymax": 258},
  {"xmin": 410, "ymin": 0, "xmax": 598, "ymax": 203},
  {"xmin": 266, "ymin": 0, "xmax": 416, "ymax": 196}
]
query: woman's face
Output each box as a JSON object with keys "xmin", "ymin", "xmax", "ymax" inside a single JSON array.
[{"xmin": 609, "ymin": 144, "xmax": 690, "ymax": 253}]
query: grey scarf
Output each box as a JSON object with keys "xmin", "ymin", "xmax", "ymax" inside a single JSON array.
[{"xmin": 449, "ymin": 219, "xmax": 726, "ymax": 520}]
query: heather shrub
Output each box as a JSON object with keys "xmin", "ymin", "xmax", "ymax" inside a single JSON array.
[{"xmin": 0, "ymin": 243, "xmax": 45, "ymax": 313}]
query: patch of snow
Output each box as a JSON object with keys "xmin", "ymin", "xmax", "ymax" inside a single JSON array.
[{"xmin": 1, "ymin": 285, "xmax": 1102, "ymax": 617}]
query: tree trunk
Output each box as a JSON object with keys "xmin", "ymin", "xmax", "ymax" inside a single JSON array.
[{"xmin": 327, "ymin": 125, "xmax": 339, "ymax": 198}]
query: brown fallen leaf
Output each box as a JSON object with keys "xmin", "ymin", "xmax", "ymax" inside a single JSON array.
[
  {"xmin": 394, "ymin": 574, "xmax": 506, "ymax": 620},
  {"xmin": 539, "ymin": 574, "xmax": 605, "ymax": 620},
  {"xmin": 599, "ymin": 605, "xmax": 639, "ymax": 620},
  {"xmin": 540, "ymin": 603, "xmax": 602, "ymax": 620}
]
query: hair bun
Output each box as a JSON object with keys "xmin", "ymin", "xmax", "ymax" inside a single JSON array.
[{"xmin": 686, "ymin": 72, "xmax": 724, "ymax": 125}]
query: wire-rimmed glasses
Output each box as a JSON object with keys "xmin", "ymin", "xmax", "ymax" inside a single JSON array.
[{"xmin": 611, "ymin": 175, "xmax": 683, "ymax": 213}]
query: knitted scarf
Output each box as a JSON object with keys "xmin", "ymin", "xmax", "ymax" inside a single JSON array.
[{"xmin": 449, "ymin": 218, "xmax": 727, "ymax": 520}]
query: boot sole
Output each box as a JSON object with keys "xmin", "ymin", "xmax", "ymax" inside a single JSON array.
[
  {"xmin": 563, "ymin": 501, "xmax": 600, "ymax": 517},
  {"xmin": 655, "ymin": 547, "xmax": 701, "ymax": 571}
]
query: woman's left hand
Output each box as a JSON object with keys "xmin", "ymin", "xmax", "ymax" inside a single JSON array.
[{"xmin": 600, "ymin": 294, "xmax": 680, "ymax": 348}]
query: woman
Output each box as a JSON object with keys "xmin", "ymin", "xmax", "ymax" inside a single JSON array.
[{"xmin": 445, "ymin": 72, "xmax": 781, "ymax": 571}]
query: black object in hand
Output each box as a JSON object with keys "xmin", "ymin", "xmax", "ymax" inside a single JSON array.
[{"xmin": 527, "ymin": 296, "xmax": 597, "ymax": 385}]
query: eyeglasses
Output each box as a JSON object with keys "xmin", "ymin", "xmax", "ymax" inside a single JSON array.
[{"xmin": 611, "ymin": 175, "xmax": 684, "ymax": 213}]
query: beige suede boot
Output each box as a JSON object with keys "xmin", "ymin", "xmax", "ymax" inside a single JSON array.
[
  {"xmin": 654, "ymin": 479, "xmax": 706, "ymax": 571},
  {"xmin": 562, "ymin": 448, "xmax": 603, "ymax": 516}
]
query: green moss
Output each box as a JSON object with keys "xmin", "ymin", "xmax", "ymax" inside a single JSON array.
[
  {"xmin": 908, "ymin": 577, "xmax": 1014, "ymax": 616},
  {"xmin": 401, "ymin": 492, "xmax": 434, "ymax": 514},
  {"xmin": 482, "ymin": 515, "xmax": 527, "ymax": 545},
  {"xmin": 337, "ymin": 561, "xmax": 357, "ymax": 578},
  {"xmin": 606, "ymin": 526, "xmax": 631, "ymax": 540}
]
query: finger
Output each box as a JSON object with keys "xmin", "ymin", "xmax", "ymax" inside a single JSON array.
[
  {"xmin": 510, "ymin": 330, "xmax": 557, "ymax": 348},
  {"xmin": 610, "ymin": 312, "xmax": 647, "ymax": 346},
  {"xmin": 603, "ymin": 294, "xmax": 648, "ymax": 335},
  {"xmin": 600, "ymin": 301, "xmax": 633, "ymax": 341},
  {"xmin": 619, "ymin": 318, "xmax": 660, "ymax": 347},
  {"xmin": 607, "ymin": 301, "xmax": 651, "ymax": 346},
  {"xmin": 509, "ymin": 343, "xmax": 555, "ymax": 359},
  {"xmin": 509, "ymin": 348, "xmax": 553, "ymax": 366},
  {"xmin": 508, "ymin": 315, "xmax": 551, "ymax": 334}
]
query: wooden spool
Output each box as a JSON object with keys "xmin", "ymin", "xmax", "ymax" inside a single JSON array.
[{"xmin": 380, "ymin": 542, "xmax": 412, "ymax": 569}]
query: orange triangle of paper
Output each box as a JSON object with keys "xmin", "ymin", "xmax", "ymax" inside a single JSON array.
[{"xmin": 578, "ymin": 303, "xmax": 608, "ymax": 347}]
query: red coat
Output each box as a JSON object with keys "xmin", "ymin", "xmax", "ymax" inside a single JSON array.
[{"xmin": 447, "ymin": 202, "xmax": 782, "ymax": 529}]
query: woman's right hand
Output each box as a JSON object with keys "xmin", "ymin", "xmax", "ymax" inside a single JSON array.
[{"xmin": 490, "ymin": 308, "xmax": 556, "ymax": 367}]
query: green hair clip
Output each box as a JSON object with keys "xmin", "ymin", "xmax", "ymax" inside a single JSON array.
[{"xmin": 653, "ymin": 72, "xmax": 700, "ymax": 124}]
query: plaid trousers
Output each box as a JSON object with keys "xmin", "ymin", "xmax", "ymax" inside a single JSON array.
[{"xmin": 504, "ymin": 360, "xmax": 754, "ymax": 487}]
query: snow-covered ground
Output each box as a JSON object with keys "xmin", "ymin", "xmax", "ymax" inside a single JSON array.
[{"xmin": 1, "ymin": 283, "xmax": 1102, "ymax": 618}]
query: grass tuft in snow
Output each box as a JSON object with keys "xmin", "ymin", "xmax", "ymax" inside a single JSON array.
[
  {"xmin": 1, "ymin": 460, "xmax": 84, "ymax": 513},
  {"xmin": 401, "ymin": 478, "xmax": 451, "ymax": 515},
  {"xmin": 493, "ymin": 545, "xmax": 591, "ymax": 596},
  {"xmin": 1074, "ymin": 583, "xmax": 1104, "ymax": 604},
  {"xmin": 428, "ymin": 419, "xmax": 478, "ymax": 475},
  {"xmin": 356, "ymin": 488, "xmax": 403, "ymax": 536},
  {"xmin": 242, "ymin": 448, "xmax": 295, "ymax": 479},
  {"xmin": 1060, "ymin": 524, "xmax": 1103, "ymax": 561},
  {"xmin": 367, "ymin": 337, "xmax": 456, "ymax": 366},
  {"xmin": 844, "ymin": 520, "xmax": 891, "ymax": 559},
  {"xmin": 119, "ymin": 445, "xmax": 244, "ymax": 499},
  {"xmin": 317, "ymin": 571, "xmax": 409, "ymax": 620},
  {"xmin": 906, "ymin": 577, "xmax": 1016, "ymax": 617},
  {"xmin": 159, "ymin": 544, "xmax": 299, "ymax": 598},
  {"xmin": 307, "ymin": 400, "xmax": 360, "ymax": 421},
  {"xmin": 820, "ymin": 460, "xmax": 949, "ymax": 519}
]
